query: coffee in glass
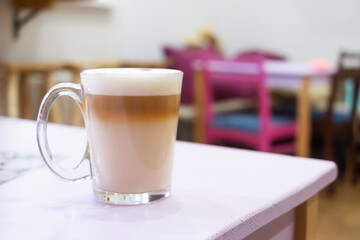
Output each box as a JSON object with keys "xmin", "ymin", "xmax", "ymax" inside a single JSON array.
[{"xmin": 37, "ymin": 68, "xmax": 183, "ymax": 205}]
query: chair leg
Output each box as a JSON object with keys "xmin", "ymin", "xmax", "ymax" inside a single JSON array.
[
  {"xmin": 259, "ymin": 137, "xmax": 270, "ymax": 152},
  {"xmin": 345, "ymin": 142, "xmax": 357, "ymax": 185},
  {"xmin": 345, "ymin": 122, "xmax": 358, "ymax": 185},
  {"xmin": 19, "ymin": 72, "xmax": 30, "ymax": 119},
  {"xmin": 346, "ymin": 76, "xmax": 360, "ymax": 185},
  {"xmin": 45, "ymin": 71, "xmax": 61, "ymax": 124},
  {"xmin": 322, "ymin": 131, "xmax": 336, "ymax": 195},
  {"xmin": 7, "ymin": 70, "xmax": 20, "ymax": 118},
  {"xmin": 323, "ymin": 132, "xmax": 334, "ymax": 161},
  {"xmin": 204, "ymin": 130, "xmax": 214, "ymax": 145},
  {"xmin": 71, "ymin": 67, "xmax": 83, "ymax": 126}
]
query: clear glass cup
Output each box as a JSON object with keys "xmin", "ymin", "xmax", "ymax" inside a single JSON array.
[{"xmin": 37, "ymin": 68, "xmax": 183, "ymax": 205}]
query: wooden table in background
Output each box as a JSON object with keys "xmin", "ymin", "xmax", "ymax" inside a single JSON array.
[{"xmin": 194, "ymin": 61, "xmax": 336, "ymax": 158}]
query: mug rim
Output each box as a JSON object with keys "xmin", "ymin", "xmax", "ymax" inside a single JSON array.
[
  {"xmin": 80, "ymin": 68, "xmax": 183, "ymax": 96},
  {"xmin": 81, "ymin": 68, "xmax": 183, "ymax": 79}
]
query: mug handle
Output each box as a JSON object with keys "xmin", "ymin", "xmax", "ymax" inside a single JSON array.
[{"xmin": 36, "ymin": 83, "xmax": 90, "ymax": 181}]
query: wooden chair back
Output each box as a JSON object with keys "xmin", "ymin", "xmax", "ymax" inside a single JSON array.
[
  {"xmin": 324, "ymin": 53, "xmax": 360, "ymax": 127},
  {"xmin": 322, "ymin": 52, "xmax": 360, "ymax": 185}
]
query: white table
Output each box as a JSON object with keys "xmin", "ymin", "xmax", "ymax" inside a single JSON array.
[{"xmin": 0, "ymin": 117, "xmax": 337, "ymax": 240}]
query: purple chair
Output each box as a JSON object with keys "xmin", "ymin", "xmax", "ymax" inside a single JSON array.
[{"xmin": 201, "ymin": 55, "xmax": 297, "ymax": 153}]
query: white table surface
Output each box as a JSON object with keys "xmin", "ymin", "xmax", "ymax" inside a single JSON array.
[
  {"xmin": 0, "ymin": 117, "xmax": 337, "ymax": 240},
  {"xmin": 264, "ymin": 61, "xmax": 335, "ymax": 90},
  {"xmin": 193, "ymin": 59, "xmax": 336, "ymax": 90}
]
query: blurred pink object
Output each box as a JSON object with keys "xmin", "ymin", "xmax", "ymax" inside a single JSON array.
[
  {"xmin": 163, "ymin": 46, "xmax": 220, "ymax": 104},
  {"xmin": 164, "ymin": 46, "xmax": 249, "ymax": 104},
  {"xmin": 309, "ymin": 59, "xmax": 333, "ymax": 72},
  {"xmin": 201, "ymin": 55, "xmax": 297, "ymax": 153},
  {"xmin": 236, "ymin": 49, "xmax": 287, "ymax": 61}
]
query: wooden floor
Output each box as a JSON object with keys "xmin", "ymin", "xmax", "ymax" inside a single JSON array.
[{"xmin": 317, "ymin": 181, "xmax": 360, "ymax": 240}]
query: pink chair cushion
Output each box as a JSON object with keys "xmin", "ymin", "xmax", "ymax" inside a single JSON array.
[{"xmin": 212, "ymin": 113, "xmax": 295, "ymax": 132}]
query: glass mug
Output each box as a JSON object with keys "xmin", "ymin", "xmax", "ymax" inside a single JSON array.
[{"xmin": 37, "ymin": 68, "xmax": 183, "ymax": 205}]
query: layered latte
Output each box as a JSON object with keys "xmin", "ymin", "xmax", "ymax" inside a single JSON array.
[{"xmin": 81, "ymin": 68, "xmax": 182, "ymax": 195}]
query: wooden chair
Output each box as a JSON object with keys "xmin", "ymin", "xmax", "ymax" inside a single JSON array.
[
  {"xmin": 314, "ymin": 52, "xmax": 360, "ymax": 186},
  {"xmin": 2, "ymin": 60, "xmax": 169, "ymax": 126},
  {"xmin": 3, "ymin": 62, "xmax": 64, "ymax": 122},
  {"xmin": 200, "ymin": 55, "xmax": 297, "ymax": 153}
]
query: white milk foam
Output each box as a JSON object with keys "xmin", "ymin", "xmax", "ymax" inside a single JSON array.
[{"xmin": 81, "ymin": 68, "xmax": 183, "ymax": 96}]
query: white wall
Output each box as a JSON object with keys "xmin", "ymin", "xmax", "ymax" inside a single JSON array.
[
  {"xmin": 1, "ymin": 0, "xmax": 360, "ymax": 62},
  {"xmin": 0, "ymin": 0, "xmax": 115, "ymax": 61}
]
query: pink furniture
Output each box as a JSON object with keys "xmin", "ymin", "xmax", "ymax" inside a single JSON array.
[
  {"xmin": 193, "ymin": 60, "xmax": 336, "ymax": 157},
  {"xmin": 164, "ymin": 46, "xmax": 220, "ymax": 104},
  {"xmin": 236, "ymin": 49, "xmax": 286, "ymax": 61},
  {"xmin": 0, "ymin": 117, "xmax": 337, "ymax": 240},
  {"xmin": 201, "ymin": 56, "xmax": 297, "ymax": 153},
  {"xmin": 164, "ymin": 46, "xmax": 245, "ymax": 103}
]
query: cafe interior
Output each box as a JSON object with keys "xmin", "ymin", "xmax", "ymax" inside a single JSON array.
[{"xmin": 0, "ymin": 0, "xmax": 360, "ymax": 239}]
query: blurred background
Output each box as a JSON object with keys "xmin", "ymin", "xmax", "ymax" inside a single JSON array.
[{"xmin": 1, "ymin": 0, "xmax": 360, "ymax": 239}]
